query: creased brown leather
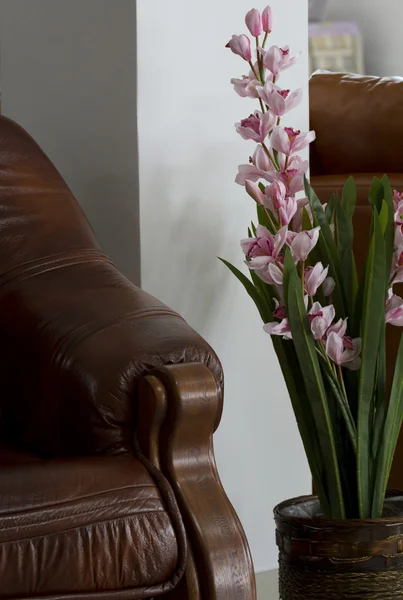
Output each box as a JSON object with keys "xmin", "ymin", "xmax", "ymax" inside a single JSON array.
[
  {"xmin": 310, "ymin": 72, "xmax": 403, "ymax": 177},
  {"xmin": 0, "ymin": 448, "xmax": 186, "ymax": 599},
  {"xmin": 0, "ymin": 115, "xmax": 223, "ymax": 457}
]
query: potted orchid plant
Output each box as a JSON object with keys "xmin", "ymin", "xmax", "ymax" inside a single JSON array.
[{"xmin": 223, "ymin": 6, "xmax": 403, "ymax": 599}]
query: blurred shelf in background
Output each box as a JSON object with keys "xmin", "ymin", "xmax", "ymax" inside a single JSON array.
[{"xmin": 309, "ymin": 22, "xmax": 365, "ymax": 75}]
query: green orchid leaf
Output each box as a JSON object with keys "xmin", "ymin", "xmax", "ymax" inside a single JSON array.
[
  {"xmin": 372, "ymin": 331, "xmax": 403, "ymax": 517},
  {"xmin": 342, "ymin": 176, "xmax": 357, "ymax": 221},
  {"xmin": 357, "ymin": 210, "xmax": 387, "ymax": 518},
  {"xmin": 284, "ymin": 253, "xmax": 345, "ymax": 519},
  {"xmin": 219, "ymin": 258, "xmax": 271, "ymax": 323}
]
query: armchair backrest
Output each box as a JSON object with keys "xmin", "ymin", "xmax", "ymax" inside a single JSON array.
[
  {"xmin": 309, "ymin": 72, "xmax": 403, "ymax": 491},
  {"xmin": 310, "ymin": 72, "xmax": 403, "ymax": 177},
  {"xmin": 0, "ymin": 116, "xmax": 222, "ymax": 457}
]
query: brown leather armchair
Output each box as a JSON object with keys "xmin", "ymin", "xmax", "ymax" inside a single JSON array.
[
  {"xmin": 310, "ymin": 71, "xmax": 403, "ymax": 490},
  {"xmin": 0, "ymin": 116, "xmax": 256, "ymax": 600}
]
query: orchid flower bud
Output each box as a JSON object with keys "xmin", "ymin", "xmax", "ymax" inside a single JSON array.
[
  {"xmin": 262, "ymin": 6, "xmax": 273, "ymax": 33},
  {"xmin": 245, "ymin": 8, "xmax": 262, "ymax": 37},
  {"xmin": 226, "ymin": 34, "xmax": 252, "ymax": 62}
]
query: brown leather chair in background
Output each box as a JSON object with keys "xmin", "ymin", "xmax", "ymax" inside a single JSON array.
[
  {"xmin": 0, "ymin": 116, "xmax": 256, "ymax": 600},
  {"xmin": 310, "ymin": 71, "xmax": 403, "ymax": 489}
]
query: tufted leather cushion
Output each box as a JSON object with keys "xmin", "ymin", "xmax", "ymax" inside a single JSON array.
[
  {"xmin": 0, "ymin": 115, "xmax": 223, "ymax": 456},
  {"xmin": 310, "ymin": 72, "xmax": 403, "ymax": 176},
  {"xmin": 0, "ymin": 447, "xmax": 185, "ymax": 599}
]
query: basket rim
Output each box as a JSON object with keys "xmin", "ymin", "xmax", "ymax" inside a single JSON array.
[{"xmin": 274, "ymin": 492, "xmax": 403, "ymax": 527}]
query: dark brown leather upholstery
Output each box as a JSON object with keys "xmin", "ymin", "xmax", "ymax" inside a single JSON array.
[
  {"xmin": 0, "ymin": 116, "xmax": 223, "ymax": 458},
  {"xmin": 0, "ymin": 115, "xmax": 226, "ymax": 598},
  {"xmin": 0, "ymin": 448, "xmax": 184, "ymax": 598},
  {"xmin": 310, "ymin": 72, "xmax": 403, "ymax": 490}
]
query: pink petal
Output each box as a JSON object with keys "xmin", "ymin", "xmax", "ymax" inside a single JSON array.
[
  {"xmin": 268, "ymin": 262, "xmax": 283, "ymax": 285},
  {"xmin": 262, "ymin": 5, "xmax": 273, "ymax": 33},
  {"xmin": 291, "ymin": 130, "xmax": 316, "ymax": 153},
  {"xmin": 268, "ymin": 92, "xmax": 286, "ymax": 116},
  {"xmin": 274, "ymin": 226, "xmax": 288, "ymax": 256},
  {"xmin": 253, "ymin": 145, "xmax": 272, "ymax": 172},
  {"xmin": 326, "ymin": 332, "xmax": 343, "ymax": 365},
  {"xmin": 245, "ymin": 8, "xmax": 262, "ymax": 37},
  {"xmin": 327, "ymin": 318, "xmax": 348, "ymax": 339},
  {"xmin": 235, "ymin": 164, "xmax": 263, "ymax": 185},
  {"xmin": 286, "ymin": 89, "xmax": 303, "ymax": 111},
  {"xmin": 271, "ymin": 126, "xmax": 291, "ymax": 155},
  {"xmin": 260, "ymin": 110, "xmax": 277, "ymax": 139},
  {"xmin": 245, "ymin": 180, "xmax": 266, "ymax": 205}
]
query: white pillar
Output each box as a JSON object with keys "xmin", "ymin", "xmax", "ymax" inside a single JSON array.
[{"xmin": 137, "ymin": 0, "xmax": 311, "ymax": 572}]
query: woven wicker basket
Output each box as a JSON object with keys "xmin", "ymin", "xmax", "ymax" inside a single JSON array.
[{"xmin": 275, "ymin": 494, "xmax": 403, "ymax": 600}]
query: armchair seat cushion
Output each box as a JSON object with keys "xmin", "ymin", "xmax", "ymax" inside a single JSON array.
[{"xmin": 0, "ymin": 447, "xmax": 184, "ymax": 599}]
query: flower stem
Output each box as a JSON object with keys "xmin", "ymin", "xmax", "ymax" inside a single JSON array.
[
  {"xmin": 256, "ymin": 37, "xmax": 265, "ymax": 85},
  {"xmin": 337, "ymin": 364, "xmax": 349, "ymax": 404},
  {"xmin": 301, "ymin": 260, "xmax": 305, "ymax": 294},
  {"xmin": 264, "ymin": 208, "xmax": 278, "ymax": 233},
  {"xmin": 261, "ymin": 142, "xmax": 280, "ymax": 171},
  {"xmin": 249, "ymin": 60, "xmax": 265, "ymax": 113},
  {"xmin": 249, "ymin": 60, "xmax": 261, "ymax": 82},
  {"xmin": 319, "ymin": 339, "xmax": 333, "ymax": 371},
  {"xmin": 262, "ymin": 32, "xmax": 269, "ymax": 48}
]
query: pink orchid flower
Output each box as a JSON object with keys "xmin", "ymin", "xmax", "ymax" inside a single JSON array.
[
  {"xmin": 395, "ymin": 199, "xmax": 403, "ymax": 228},
  {"xmin": 242, "ymin": 225, "xmax": 288, "ymax": 284},
  {"xmin": 264, "ymin": 318, "xmax": 292, "ymax": 339},
  {"xmin": 226, "ymin": 34, "xmax": 252, "ymax": 62},
  {"xmin": 236, "ymin": 111, "xmax": 277, "ymax": 143},
  {"xmin": 263, "ymin": 45, "xmax": 300, "ymax": 77},
  {"xmin": 385, "ymin": 289, "xmax": 403, "ymax": 326},
  {"xmin": 308, "ymin": 302, "xmax": 335, "ymax": 341},
  {"xmin": 391, "ymin": 226, "xmax": 403, "ymax": 283},
  {"xmin": 265, "ymin": 156, "xmax": 309, "ymax": 196},
  {"xmin": 231, "ymin": 75, "xmax": 260, "ymax": 98},
  {"xmin": 256, "ymin": 81, "xmax": 302, "ymax": 117},
  {"xmin": 262, "ymin": 6, "xmax": 273, "ymax": 33},
  {"xmin": 245, "ymin": 8, "xmax": 262, "ymax": 37},
  {"xmin": 271, "ymin": 126, "xmax": 316, "ymax": 156},
  {"xmin": 264, "ymin": 181, "xmax": 298, "ymax": 226},
  {"xmin": 245, "ymin": 180, "xmax": 266, "ymax": 205},
  {"xmin": 393, "ymin": 189, "xmax": 403, "ymax": 211},
  {"xmin": 327, "ymin": 318, "xmax": 348, "ymax": 339},
  {"xmin": 235, "ymin": 145, "xmax": 273, "ymax": 185},
  {"xmin": 305, "ymin": 262, "xmax": 329, "ymax": 297},
  {"xmin": 287, "ymin": 226, "xmax": 320, "ymax": 262},
  {"xmin": 326, "ymin": 332, "xmax": 362, "ymax": 371}
]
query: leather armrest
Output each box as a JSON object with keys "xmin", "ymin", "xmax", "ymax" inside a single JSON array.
[{"xmin": 0, "ymin": 116, "xmax": 222, "ymax": 457}]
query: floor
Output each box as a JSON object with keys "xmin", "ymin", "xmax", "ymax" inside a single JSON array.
[{"xmin": 256, "ymin": 570, "xmax": 278, "ymax": 599}]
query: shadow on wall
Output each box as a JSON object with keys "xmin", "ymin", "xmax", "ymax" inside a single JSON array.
[
  {"xmin": 142, "ymin": 157, "xmax": 234, "ymax": 337},
  {"xmin": 77, "ymin": 169, "xmax": 141, "ymax": 287}
]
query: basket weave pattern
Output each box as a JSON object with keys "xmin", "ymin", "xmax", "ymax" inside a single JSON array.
[{"xmin": 276, "ymin": 495, "xmax": 403, "ymax": 600}]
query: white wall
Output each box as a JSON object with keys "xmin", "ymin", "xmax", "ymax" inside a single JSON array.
[
  {"xmin": 327, "ymin": 0, "xmax": 401, "ymax": 76},
  {"xmin": 138, "ymin": 0, "xmax": 310, "ymax": 572},
  {"xmin": 0, "ymin": 0, "xmax": 140, "ymax": 284}
]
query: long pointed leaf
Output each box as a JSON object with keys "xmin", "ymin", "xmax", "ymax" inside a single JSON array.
[
  {"xmin": 336, "ymin": 199, "xmax": 358, "ymax": 315},
  {"xmin": 219, "ymin": 258, "xmax": 271, "ymax": 323},
  {"xmin": 342, "ymin": 176, "xmax": 357, "ymax": 221},
  {"xmin": 284, "ymin": 251, "xmax": 345, "ymax": 518},
  {"xmin": 272, "ymin": 336, "xmax": 330, "ymax": 516},
  {"xmin": 305, "ymin": 178, "xmax": 346, "ymax": 318},
  {"xmin": 372, "ymin": 331, "xmax": 403, "ymax": 517},
  {"xmin": 357, "ymin": 211, "xmax": 387, "ymax": 518},
  {"xmin": 380, "ymin": 175, "xmax": 395, "ymax": 281}
]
